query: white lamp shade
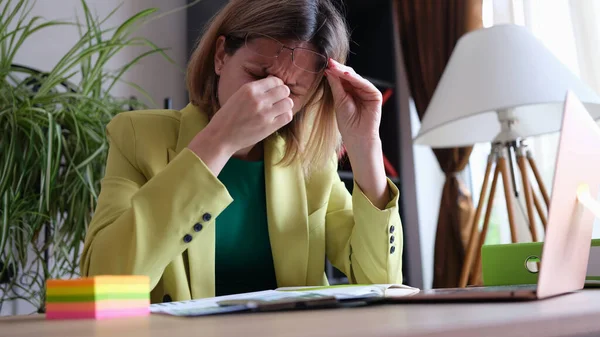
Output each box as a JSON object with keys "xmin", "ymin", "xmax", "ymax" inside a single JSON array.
[{"xmin": 413, "ymin": 24, "xmax": 600, "ymax": 148}]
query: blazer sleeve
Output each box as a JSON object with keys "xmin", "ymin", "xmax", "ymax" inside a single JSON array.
[
  {"xmin": 80, "ymin": 113, "xmax": 233, "ymax": 289},
  {"xmin": 324, "ymin": 172, "xmax": 403, "ymax": 285}
]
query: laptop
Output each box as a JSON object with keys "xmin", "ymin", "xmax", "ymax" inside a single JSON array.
[{"xmin": 398, "ymin": 91, "xmax": 600, "ymax": 302}]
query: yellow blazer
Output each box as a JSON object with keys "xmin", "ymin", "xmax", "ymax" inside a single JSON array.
[{"xmin": 80, "ymin": 103, "xmax": 403, "ymax": 303}]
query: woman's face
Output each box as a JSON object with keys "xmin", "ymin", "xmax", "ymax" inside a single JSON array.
[{"xmin": 214, "ymin": 34, "xmax": 326, "ymax": 113}]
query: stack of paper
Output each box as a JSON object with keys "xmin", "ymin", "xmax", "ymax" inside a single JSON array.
[
  {"xmin": 276, "ymin": 284, "xmax": 420, "ymax": 299},
  {"xmin": 151, "ymin": 284, "xmax": 420, "ymax": 317},
  {"xmin": 46, "ymin": 275, "xmax": 150, "ymax": 320}
]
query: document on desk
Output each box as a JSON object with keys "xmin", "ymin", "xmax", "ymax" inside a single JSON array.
[
  {"xmin": 275, "ymin": 284, "xmax": 419, "ymax": 299},
  {"xmin": 150, "ymin": 284, "xmax": 419, "ymax": 317}
]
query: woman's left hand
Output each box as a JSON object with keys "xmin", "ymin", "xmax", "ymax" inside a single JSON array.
[
  {"xmin": 325, "ymin": 58, "xmax": 382, "ymax": 144},
  {"xmin": 325, "ymin": 59, "xmax": 390, "ymax": 210}
]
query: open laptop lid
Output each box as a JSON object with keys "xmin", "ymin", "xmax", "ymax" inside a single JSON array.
[{"xmin": 536, "ymin": 91, "xmax": 600, "ymax": 299}]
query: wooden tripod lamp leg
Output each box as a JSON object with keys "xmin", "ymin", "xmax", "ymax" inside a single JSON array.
[
  {"xmin": 459, "ymin": 156, "xmax": 494, "ymax": 288},
  {"xmin": 517, "ymin": 154, "xmax": 539, "ymax": 242},
  {"xmin": 527, "ymin": 151, "xmax": 550, "ymax": 208},
  {"xmin": 469, "ymin": 163, "xmax": 501, "ymax": 285},
  {"xmin": 498, "ymin": 155, "xmax": 518, "ymax": 243},
  {"xmin": 532, "ymin": 192, "xmax": 548, "ymax": 230}
]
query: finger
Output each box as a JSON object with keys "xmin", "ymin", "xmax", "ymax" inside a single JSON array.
[
  {"xmin": 327, "ymin": 74, "xmax": 350, "ymax": 109},
  {"xmin": 263, "ymin": 84, "xmax": 291, "ymax": 105},
  {"xmin": 327, "ymin": 59, "xmax": 379, "ymax": 97},
  {"xmin": 251, "ymin": 75, "xmax": 285, "ymax": 92},
  {"xmin": 266, "ymin": 97, "xmax": 294, "ymax": 118},
  {"xmin": 327, "ymin": 58, "xmax": 357, "ymax": 77},
  {"xmin": 272, "ymin": 109, "xmax": 293, "ymax": 129},
  {"xmin": 339, "ymin": 71, "xmax": 379, "ymax": 97},
  {"xmin": 342, "ymin": 80, "xmax": 355, "ymax": 93},
  {"xmin": 325, "ymin": 71, "xmax": 348, "ymax": 105}
]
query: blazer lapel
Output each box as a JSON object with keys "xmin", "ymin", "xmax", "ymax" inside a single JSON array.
[
  {"xmin": 174, "ymin": 103, "xmax": 209, "ymax": 155},
  {"xmin": 264, "ymin": 136, "xmax": 310, "ymax": 287},
  {"xmin": 168, "ymin": 104, "xmax": 208, "ymax": 162}
]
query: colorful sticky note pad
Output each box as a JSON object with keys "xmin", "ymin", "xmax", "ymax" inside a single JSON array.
[{"xmin": 45, "ymin": 275, "xmax": 150, "ymax": 320}]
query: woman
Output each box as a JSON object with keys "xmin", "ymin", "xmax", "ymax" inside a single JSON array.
[{"xmin": 81, "ymin": 0, "xmax": 403, "ymax": 303}]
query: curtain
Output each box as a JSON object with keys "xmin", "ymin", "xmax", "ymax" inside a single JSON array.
[
  {"xmin": 569, "ymin": 1, "xmax": 600, "ymax": 96},
  {"xmin": 397, "ymin": 0, "xmax": 483, "ymax": 288}
]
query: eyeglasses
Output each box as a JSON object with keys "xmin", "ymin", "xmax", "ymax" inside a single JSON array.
[{"xmin": 241, "ymin": 32, "xmax": 328, "ymax": 74}]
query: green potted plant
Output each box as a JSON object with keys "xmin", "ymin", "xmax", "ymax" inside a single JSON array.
[{"xmin": 0, "ymin": 0, "xmax": 178, "ymax": 313}]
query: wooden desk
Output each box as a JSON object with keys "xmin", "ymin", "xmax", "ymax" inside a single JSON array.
[{"xmin": 4, "ymin": 290, "xmax": 600, "ymax": 337}]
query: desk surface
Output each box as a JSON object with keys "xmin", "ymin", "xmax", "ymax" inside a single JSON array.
[{"xmin": 4, "ymin": 290, "xmax": 600, "ymax": 337}]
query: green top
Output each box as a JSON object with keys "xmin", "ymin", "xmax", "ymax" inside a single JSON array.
[{"xmin": 215, "ymin": 157, "xmax": 278, "ymax": 296}]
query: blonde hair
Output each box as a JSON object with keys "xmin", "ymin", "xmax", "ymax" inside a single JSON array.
[{"xmin": 186, "ymin": 0, "xmax": 350, "ymax": 175}]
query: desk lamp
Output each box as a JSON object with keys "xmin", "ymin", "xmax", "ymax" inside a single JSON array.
[{"xmin": 413, "ymin": 24, "xmax": 600, "ymax": 287}]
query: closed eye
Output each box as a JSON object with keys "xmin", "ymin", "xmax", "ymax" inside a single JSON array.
[
  {"xmin": 248, "ymin": 71, "xmax": 267, "ymax": 80},
  {"xmin": 243, "ymin": 66, "xmax": 267, "ymax": 80}
]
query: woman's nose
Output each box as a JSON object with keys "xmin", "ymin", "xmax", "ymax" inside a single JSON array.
[{"xmin": 269, "ymin": 56, "xmax": 303, "ymax": 84}]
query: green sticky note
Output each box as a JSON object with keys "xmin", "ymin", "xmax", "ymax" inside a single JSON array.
[{"xmin": 46, "ymin": 293, "xmax": 149, "ymax": 302}]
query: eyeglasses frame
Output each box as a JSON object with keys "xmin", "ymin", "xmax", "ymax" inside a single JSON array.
[{"xmin": 227, "ymin": 32, "xmax": 329, "ymax": 74}]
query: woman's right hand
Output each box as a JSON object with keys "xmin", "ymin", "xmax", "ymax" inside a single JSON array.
[{"xmin": 187, "ymin": 76, "xmax": 293, "ymax": 175}]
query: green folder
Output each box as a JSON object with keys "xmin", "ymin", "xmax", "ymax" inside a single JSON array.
[{"xmin": 481, "ymin": 239, "xmax": 600, "ymax": 286}]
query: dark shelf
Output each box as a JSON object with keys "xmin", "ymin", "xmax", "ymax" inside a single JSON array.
[
  {"xmin": 363, "ymin": 76, "xmax": 395, "ymax": 89},
  {"xmin": 339, "ymin": 0, "xmax": 409, "ymax": 285}
]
